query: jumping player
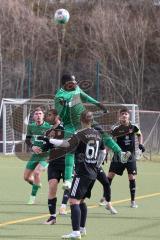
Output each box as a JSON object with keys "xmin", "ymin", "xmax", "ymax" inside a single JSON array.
[{"xmin": 54, "ymin": 73, "xmax": 107, "ymax": 189}]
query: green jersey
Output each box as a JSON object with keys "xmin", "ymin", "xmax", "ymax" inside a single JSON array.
[
  {"xmin": 27, "ymin": 121, "xmax": 51, "ymax": 159},
  {"xmin": 55, "ymin": 86, "xmax": 99, "ymax": 128}
]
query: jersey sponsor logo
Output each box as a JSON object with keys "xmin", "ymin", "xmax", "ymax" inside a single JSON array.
[{"xmin": 124, "ymin": 135, "xmax": 131, "ymax": 145}]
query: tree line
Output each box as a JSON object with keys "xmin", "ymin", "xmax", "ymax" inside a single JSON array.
[{"xmin": 0, "ymin": 0, "xmax": 159, "ymax": 110}]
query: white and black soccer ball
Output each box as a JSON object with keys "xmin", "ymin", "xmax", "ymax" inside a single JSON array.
[{"xmin": 54, "ymin": 9, "xmax": 70, "ymax": 25}]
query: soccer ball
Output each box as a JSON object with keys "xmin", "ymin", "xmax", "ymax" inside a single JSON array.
[{"xmin": 54, "ymin": 9, "xmax": 70, "ymax": 25}]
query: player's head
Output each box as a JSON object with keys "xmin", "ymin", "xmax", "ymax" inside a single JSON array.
[
  {"xmin": 33, "ymin": 107, "xmax": 45, "ymax": 124},
  {"xmin": 119, "ymin": 107, "xmax": 130, "ymax": 124},
  {"xmin": 45, "ymin": 108, "xmax": 60, "ymax": 124},
  {"xmin": 61, "ymin": 73, "xmax": 77, "ymax": 91},
  {"xmin": 80, "ymin": 110, "xmax": 93, "ymax": 127}
]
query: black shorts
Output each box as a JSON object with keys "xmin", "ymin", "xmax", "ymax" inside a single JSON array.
[
  {"xmin": 70, "ymin": 175, "xmax": 95, "ymax": 200},
  {"xmin": 109, "ymin": 155, "xmax": 137, "ymax": 176},
  {"xmin": 48, "ymin": 163, "xmax": 65, "ymax": 182}
]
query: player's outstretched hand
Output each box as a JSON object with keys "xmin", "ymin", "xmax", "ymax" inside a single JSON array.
[
  {"xmin": 98, "ymin": 103, "xmax": 109, "ymax": 113},
  {"xmin": 139, "ymin": 144, "xmax": 145, "ymax": 153}
]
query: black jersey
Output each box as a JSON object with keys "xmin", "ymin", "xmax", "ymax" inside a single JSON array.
[
  {"xmin": 111, "ymin": 122, "xmax": 141, "ymax": 153},
  {"xmin": 69, "ymin": 127, "xmax": 105, "ymax": 180},
  {"xmin": 47, "ymin": 123, "xmax": 66, "ymax": 165}
]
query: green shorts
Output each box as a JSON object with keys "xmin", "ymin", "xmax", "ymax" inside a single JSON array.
[{"xmin": 26, "ymin": 155, "xmax": 49, "ymax": 170}]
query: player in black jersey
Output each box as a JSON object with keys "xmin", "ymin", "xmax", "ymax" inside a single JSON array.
[
  {"xmin": 42, "ymin": 109, "xmax": 70, "ymax": 225},
  {"xmin": 108, "ymin": 107, "xmax": 145, "ymax": 208},
  {"xmin": 48, "ymin": 110, "xmax": 106, "ymax": 239}
]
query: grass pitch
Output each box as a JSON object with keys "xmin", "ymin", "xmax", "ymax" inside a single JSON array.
[{"xmin": 0, "ymin": 156, "xmax": 160, "ymax": 240}]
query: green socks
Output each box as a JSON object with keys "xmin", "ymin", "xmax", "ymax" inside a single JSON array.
[
  {"xmin": 65, "ymin": 153, "xmax": 75, "ymax": 181},
  {"xmin": 31, "ymin": 184, "xmax": 41, "ymax": 196}
]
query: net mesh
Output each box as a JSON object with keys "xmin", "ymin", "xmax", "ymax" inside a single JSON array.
[
  {"xmin": 0, "ymin": 99, "xmax": 139, "ymax": 155},
  {"xmin": 85, "ymin": 104, "xmax": 139, "ymax": 132},
  {"xmin": 139, "ymin": 111, "xmax": 160, "ymax": 161},
  {"xmin": 0, "ymin": 99, "xmax": 54, "ymax": 154},
  {"xmin": 1, "ymin": 99, "xmax": 160, "ymax": 162}
]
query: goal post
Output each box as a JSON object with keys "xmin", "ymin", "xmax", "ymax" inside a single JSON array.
[
  {"xmin": 0, "ymin": 98, "xmax": 54, "ymax": 154},
  {"xmin": 0, "ymin": 98, "xmax": 139, "ymax": 155},
  {"xmin": 139, "ymin": 110, "xmax": 160, "ymax": 161}
]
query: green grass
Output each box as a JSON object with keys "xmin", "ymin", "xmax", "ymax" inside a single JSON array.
[{"xmin": 0, "ymin": 156, "xmax": 160, "ymax": 240}]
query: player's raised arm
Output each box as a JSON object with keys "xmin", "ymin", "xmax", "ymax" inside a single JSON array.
[
  {"xmin": 80, "ymin": 89, "xmax": 108, "ymax": 112},
  {"xmin": 49, "ymin": 138, "xmax": 69, "ymax": 148},
  {"xmin": 49, "ymin": 133, "xmax": 79, "ymax": 152}
]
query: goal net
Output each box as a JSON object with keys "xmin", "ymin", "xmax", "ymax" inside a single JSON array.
[
  {"xmin": 0, "ymin": 98, "xmax": 54, "ymax": 154},
  {"xmin": 0, "ymin": 98, "xmax": 139, "ymax": 156},
  {"xmin": 139, "ymin": 110, "xmax": 160, "ymax": 161}
]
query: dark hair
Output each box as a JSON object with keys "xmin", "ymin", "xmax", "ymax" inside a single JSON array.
[
  {"xmin": 119, "ymin": 107, "xmax": 130, "ymax": 114},
  {"xmin": 48, "ymin": 109, "xmax": 58, "ymax": 116},
  {"xmin": 61, "ymin": 73, "xmax": 75, "ymax": 85},
  {"xmin": 80, "ymin": 110, "xmax": 93, "ymax": 124}
]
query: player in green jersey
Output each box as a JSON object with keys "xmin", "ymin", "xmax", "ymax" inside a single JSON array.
[
  {"xmin": 55, "ymin": 73, "xmax": 107, "ymax": 189},
  {"xmin": 24, "ymin": 107, "xmax": 51, "ymax": 204}
]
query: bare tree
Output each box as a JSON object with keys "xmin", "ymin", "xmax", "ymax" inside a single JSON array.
[{"xmin": 0, "ymin": 0, "xmax": 159, "ymax": 110}]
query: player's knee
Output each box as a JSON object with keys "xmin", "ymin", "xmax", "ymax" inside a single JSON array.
[
  {"xmin": 24, "ymin": 172, "xmax": 30, "ymax": 182},
  {"xmin": 48, "ymin": 180, "xmax": 58, "ymax": 195},
  {"xmin": 128, "ymin": 174, "xmax": 135, "ymax": 180},
  {"xmin": 69, "ymin": 198, "xmax": 79, "ymax": 205},
  {"xmin": 24, "ymin": 175, "xmax": 28, "ymax": 182},
  {"xmin": 80, "ymin": 199, "xmax": 85, "ymax": 204},
  {"xmin": 33, "ymin": 170, "xmax": 40, "ymax": 179},
  {"xmin": 108, "ymin": 172, "xmax": 115, "ymax": 179},
  {"xmin": 49, "ymin": 188, "xmax": 57, "ymax": 198}
]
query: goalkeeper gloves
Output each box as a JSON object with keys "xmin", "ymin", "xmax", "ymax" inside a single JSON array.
[
  {"xmin": 119, "ymin": 151, "xmax": 131, "ymax": 164},
  {"xmin": 139, "ymin": 144, "xmax": 145, "ymax": 153}
]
